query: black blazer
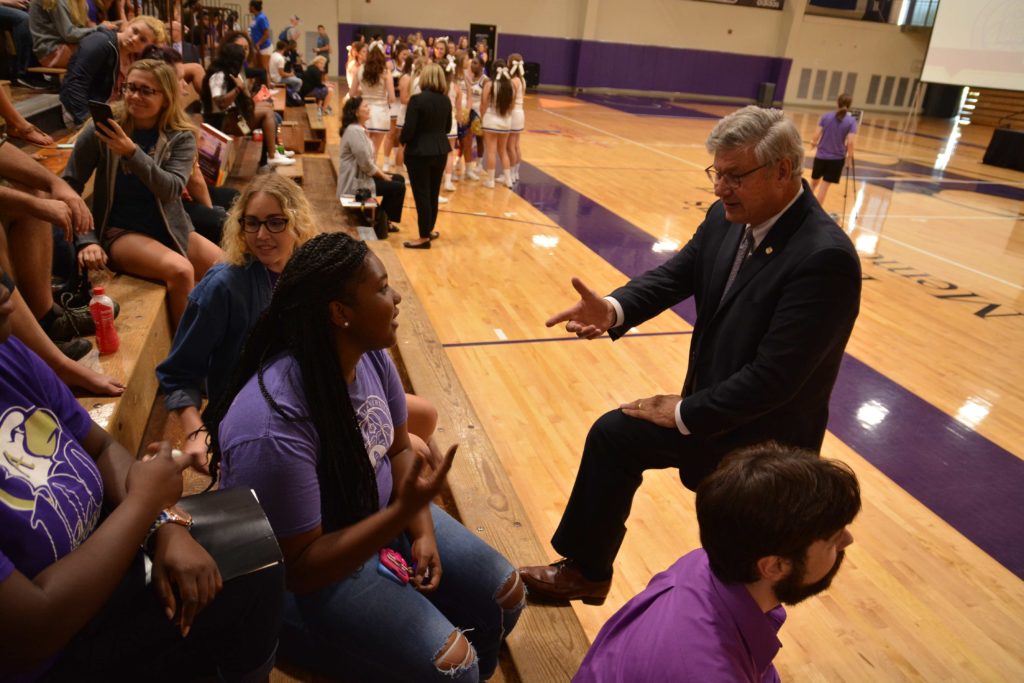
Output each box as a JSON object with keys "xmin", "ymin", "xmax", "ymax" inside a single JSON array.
[
  {"xmin": 400, "ymin": 90, "xmax": 452, "ymax": 157},
  {"xmin": 609, "ymin": 180, "xmax": 861, "ymax": 465}
]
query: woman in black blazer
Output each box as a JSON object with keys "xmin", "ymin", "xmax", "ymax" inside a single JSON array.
[{"xmin": 399, "ymin": 63, "xmax": 452, "ymax": 249}]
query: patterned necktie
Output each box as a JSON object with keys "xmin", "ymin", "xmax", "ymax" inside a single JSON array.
[{"xmin": 720, "ymin": 227, "xmax": 755, "ymax": 304}]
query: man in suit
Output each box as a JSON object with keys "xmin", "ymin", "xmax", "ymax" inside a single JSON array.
[{"xmin": 519, "ymin": 106, "xmax": 862, "ymax": 604}]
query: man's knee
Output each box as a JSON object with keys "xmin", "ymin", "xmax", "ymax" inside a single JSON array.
[{"xmin": 434, "ymin": 630, "xmax": 476, "ymax": 674}]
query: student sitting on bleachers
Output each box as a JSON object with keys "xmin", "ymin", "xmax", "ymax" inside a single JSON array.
[
  {"xmin": 337, "ymin": 96, "xmax": 405, "ymax": 234},
  {"xmin": 28, "ymin": 0, "xmax": 98, "ymax": 69},
  {"xmin": 299, "ymin": 55, "xmax": 329, "ymax": 112},
  {"xmin": 156, "ymin": 174, "xmax": 318, "ymax": 469},
  {"xmin": 140, "ymin": 44, "xmax": 236, "ymax": 245},
  {"xmin": 0, "ymin": 135, "xmax": 126, "ymax": 395},
  {"xmin": 0, "ymin": 269, "xmax": 285, "ymax": 682},
  {"xmin": 63, "ymin": 58, "xmax": 222, "ymax": 328},
  {"xmin": 201, "ymin": 42, "xmax": 294, "ymax": 169},
  {"xmin": 269, "ymin": 39, "xmax": 301, "ymax": 93},
  {"xmin": 207, "ymin": 233, "xmax": 524, "ymax": 683},
  {"xmin": 59, "ymin": 15, "xmax": 166, "ymax": 127}
]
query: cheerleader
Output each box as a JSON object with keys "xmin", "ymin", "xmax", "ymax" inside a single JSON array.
[
  {"xmin": 382, "ymin": 43, "xmax": 409, "ymax": 173},
  {"xmin": 454, "ymin": 51, "xmax": 479, "ymax": 181},
  {"xmin": 350, "ymin": 40, "xmax": 394, "ymax": 157},
  {"xmin": 395, "ymin": 56, "xmax": 424, "ymax": 176},
  {"xmin": 432, "ymin": 37, "xmax": 448, "ymax": 63},
  {"xmin": 442, "ymin": 53, "xmax": 464, "ymax": 192},
  {"xmin": 480, "ymin": 58, "xmax": 513, "ymax": 188},
  {"xmin": 345, "ymin": 41, "xmax": 365, "ymax": 93},
  {"xmin": 507, "ymin": 53, "xmax": 526, "ymax": 185},
  {"xmin": 465, "ymin": 55, "xmax": 489, "ymax": 177}
]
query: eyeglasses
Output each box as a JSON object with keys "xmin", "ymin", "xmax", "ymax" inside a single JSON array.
[
  {"xmin": 242, "ymin": 216, "xmax": 290, "ymax": 233},
  {"xmin": 705, "ymin": 163, "xmax": 767, "ymax": 189},
  {"xmin": 122, "ymin": 82, "xmax": 160, "ymax": 97}
]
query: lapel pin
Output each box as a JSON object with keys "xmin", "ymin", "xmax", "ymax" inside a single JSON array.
[{"xmin": 765, "ymin": 246, "xmax": 774, "ymax": 255}]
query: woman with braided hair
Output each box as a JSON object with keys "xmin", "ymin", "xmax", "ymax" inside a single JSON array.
[{"xmin": 208, "ymin": 233, "xmax": 524, "ymax": 681}]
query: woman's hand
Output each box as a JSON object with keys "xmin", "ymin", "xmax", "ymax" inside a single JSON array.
[
  {"xmin": 230, "ymin": 74, "xmax": 245, "ymax": 90},
  {"xmin": 395, "ymin": 444, "xmax": 455, "ymax": 515},
  {"xmin": 410, "ymin": 533, "xmax": 442, "ymax": 593},
  {"xmin": 77, "ymin": 244, "xmax": 108, "ymax": 271},
  {"xmin": 151, "ymin": 527, "xmax": 222, "ymax": 637},
  {"xmin": 95, "ymin": 119, "xmax": 137, "ymax": 157}
]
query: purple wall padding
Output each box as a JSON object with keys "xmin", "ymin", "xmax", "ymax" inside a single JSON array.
[{"xmin": 338, "ymin": 23, "xmax": 790, "ymax": 99}]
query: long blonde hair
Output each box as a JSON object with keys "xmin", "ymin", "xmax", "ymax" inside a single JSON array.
[
  {"xmin": 220, "ymin": 174, "xmax": 320, "ymax": 266},
  {"xmin": 42, "ymin": 0, "xmax": 89, "ymax": 28},
  {"xmin": 114, "ymin": 59, "xmax": 196, "ymax": 138}
]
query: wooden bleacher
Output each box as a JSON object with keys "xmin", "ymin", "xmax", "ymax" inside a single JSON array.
[{"xmin": 304, "ymin": 104, "xmax": 326, "ymax": 153}]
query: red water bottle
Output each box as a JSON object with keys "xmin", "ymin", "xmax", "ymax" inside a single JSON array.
[{"xmin": 89, "ymin": 287, "xmax": 120, "ymax": 354}]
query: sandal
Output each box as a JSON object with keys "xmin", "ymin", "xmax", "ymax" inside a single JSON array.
[{"xmin": 8, "ymin": 124, "xmax": 54, "ymax": 147}]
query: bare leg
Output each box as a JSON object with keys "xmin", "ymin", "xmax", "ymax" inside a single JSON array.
[
  {"xmin": 815, "ymin": 180, "xmax": 832, "ymax": 204},
  {"xmin": 4, "ymin": 210, "xmax": 54, "ymax": 319},
  {"xmin": 0, "ymin": 87, "xmax": 53, "ymax": 146},
  {"xmin": 405, "ymin": 393, "xmax": 438, "ymax": 441},
  {"xmin": 186, "ymin": 231, "xmax": 223, "ymax": 283},
  {"xmin": 0, "ymin": 227, "xmax": 124, "ymax": 395},
  {"xmin": 369, "ymin": 131, "xmax": 385, "ymax": 160},
  {"xmin": 108, "ymin": 233, "xmax": 195, "ymax": 328}
]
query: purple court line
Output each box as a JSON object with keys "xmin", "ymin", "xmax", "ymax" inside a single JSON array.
[
  {"xmin": 512, "ymin": 161, "xmax": 1024, "ymax": 579},
  {"xmin": 443, "ymin": 330, "xmax": 692, "ymax": 349}
]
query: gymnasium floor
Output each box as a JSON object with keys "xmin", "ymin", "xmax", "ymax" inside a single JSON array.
[{"xmin": 376, "ymin": 92, "xmax": 1023, "ymax": 681}]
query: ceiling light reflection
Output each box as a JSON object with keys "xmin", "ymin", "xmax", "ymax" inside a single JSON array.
[
  {"xmin": 856, "ymin": 400, "xmax": 889, "ymax": 429},
  {"xmin": 652, "ymin": 238, "xmax": 681, "ymax": 254},
  {"xmin": 531, "ymin": 235, "xmax": 560, "ymax": 249},
  {"xmin": 955, "ymin": 397, "xmax": 991, "ymax": 430}
]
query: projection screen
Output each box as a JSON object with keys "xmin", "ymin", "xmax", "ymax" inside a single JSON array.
[{"xmin": 919, "ymin": 0, "xmax": 1024, "ymax": 91}]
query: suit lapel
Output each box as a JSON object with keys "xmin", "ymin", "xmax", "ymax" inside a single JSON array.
[{"xmin": 707, "ymin": 222, "xmax": 746, "ymax": 311}]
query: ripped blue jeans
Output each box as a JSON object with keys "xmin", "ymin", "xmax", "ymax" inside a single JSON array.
[{"xmin": 280, "ymin": 504, "xmax": 524, "ymax": 682}]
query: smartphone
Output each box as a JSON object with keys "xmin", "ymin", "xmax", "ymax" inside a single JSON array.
[
  {"xmin": 377, "ymin": 548, "xmax": 411, "ymax": 585},
  {"xmin": 88, "ymin": 100, "xmax": 115, "ymax": 129}
]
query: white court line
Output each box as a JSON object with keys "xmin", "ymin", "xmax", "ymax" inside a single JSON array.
[
  {"xmin": 494, "ymin": 328, "xmax": 508, "ymax": 341},
  {"xmin": 543, "ymin": 108, "xmax": 707, "ymax": 170},
  {"xmin": 872, "ymin": 233, "xmax": 1023, "ymax": 291},
  {"xmin": 856, "ymin": 177, "xmax": 1024, "ymax": 186},
  {"xmin": 856, "ymin": 214, "xmax": 1019, "ymax": 220}
]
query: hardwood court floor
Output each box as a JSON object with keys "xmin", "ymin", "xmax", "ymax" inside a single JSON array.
[{"xmin": 379, "ymin": 93, "xmax": 1024, "ymax": 681}]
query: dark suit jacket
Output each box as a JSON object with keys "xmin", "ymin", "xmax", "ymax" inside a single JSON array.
[
  {"xmin": 609, "ymin": 180, "xmax": 861, "ymax": 462},
  {"xmin": 181, "ymin": 42, "xmax": 201, "ymax": 65},
  {"xmin": 400, "ymin": 90, "xmax": 452, "ymax": 157}
]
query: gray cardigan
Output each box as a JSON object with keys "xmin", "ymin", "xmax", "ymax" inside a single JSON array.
[
  {"xmin": 28, "ymin": 1, "xmax": 96, "ymax": 60},
  {"xmin": 64, "ymin": 121, "xmax": 197, "ymax": 255},
  {"xmin": 335, "ymin": 124, "xmax": 377, "ymax": 198}
]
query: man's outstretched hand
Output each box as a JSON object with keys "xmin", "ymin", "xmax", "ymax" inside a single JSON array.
[{"xmin": 546, "ymin": 277, "xmax": 617, "ymax": 339}]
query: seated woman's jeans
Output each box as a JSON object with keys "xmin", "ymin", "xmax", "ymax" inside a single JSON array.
[{"xmin": 280, "ymin": 504, "xmax": 524, "ymax": 682}]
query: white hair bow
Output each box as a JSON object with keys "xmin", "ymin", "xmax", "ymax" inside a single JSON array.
[
  {"xmin": 509, "ymin": 60, "xmax": 525, "ymax": 77},
  {"xmin": 436, "ymin": 36, "xmax": 450, "ymax": 44},
  {"xmin": 444, "ymin": 54, "xmax": 457, "ymax": 73},
  {"xmin": 495, "ymin": 66, "xmax": 511, "ymax": 80},
  {"xmin": 369, "ymin": 40, "xmax": 385, "ymax": 54}
]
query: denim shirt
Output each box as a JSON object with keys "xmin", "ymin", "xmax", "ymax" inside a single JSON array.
[{"xmin": 156, "ymin": 259, "xmax": 275, "ymax": 413}]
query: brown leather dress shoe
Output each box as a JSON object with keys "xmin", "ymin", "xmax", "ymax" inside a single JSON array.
[{"xmin": 519, "ymin": 559, "xmax": 611, "ymax": 605}]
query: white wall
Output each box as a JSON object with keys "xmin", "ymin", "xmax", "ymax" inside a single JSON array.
[
  {"xmin": 336, "ymin": 0, "xmax": 587, "ymax": 39},
  {"xmin": 784, "ymin": 15, "xmax": 930, "ymax": 109},
  {"xmin": 587, "ymin": 0, "xmax": 785, "ymax": 57}
]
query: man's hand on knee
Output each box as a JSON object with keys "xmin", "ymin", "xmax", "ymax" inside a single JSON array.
[{"xmin": 620, "ymin": 394, "xmax": 680, "ymax": 429}]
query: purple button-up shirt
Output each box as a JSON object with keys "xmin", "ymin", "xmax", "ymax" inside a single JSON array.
[{"xmin": 574, "ymin": 549, "xmax": 786, "ymax": 683}]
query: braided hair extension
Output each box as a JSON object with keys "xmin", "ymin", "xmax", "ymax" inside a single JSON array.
[{"xmin": 206, "ymin": 233, "xmax": 379, "ymax": 530}]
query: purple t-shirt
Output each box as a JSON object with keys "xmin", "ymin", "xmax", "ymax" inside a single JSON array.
[
  {"xmin": 816, "ymin": 111, "xmax": 857, "ymax": 161},
  {"xmin": 574, "ymin": 549, "xmax": 786, "ymax": 683},
  {"xmin": 0, "ymin": 337, "xmax": 99, "ymax": 585},
  {"xmin": 218, "ymin": 350, "xmax": 406, "ymax": 538}
]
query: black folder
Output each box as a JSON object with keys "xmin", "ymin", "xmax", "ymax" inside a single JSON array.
[{"xmin": 177, "ymin": 487, "xmax": 283, "ymax": 582}]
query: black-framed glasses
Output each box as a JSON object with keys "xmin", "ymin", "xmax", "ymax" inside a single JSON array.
[
  {"xmin": 122, "ymin": 82, "xmax": 160, "ymax": 97},
  {"xmin": 241, "ymin": 216, "xmax": 290, "ymax": 233},
  {"xmin": 705, "ymin": 163, "xmax": 767, "ymax": 189}
]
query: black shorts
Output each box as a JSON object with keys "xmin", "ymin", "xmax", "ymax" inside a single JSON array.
[{"xmin": 812, "ymin": 157, "xmax": 845, "ymax": 183}]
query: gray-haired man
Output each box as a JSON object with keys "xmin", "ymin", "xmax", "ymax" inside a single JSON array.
[{"xmin": 520, "ymin": 106, "xmax": 862, "ymax": 605}]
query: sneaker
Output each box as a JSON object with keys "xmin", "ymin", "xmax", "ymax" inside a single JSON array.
[
  {"xmin": 57, "ymin": 337, "xmax": 92, "ymax": 361},
  {"xmin": 382, "ymin": 162, "xmax": 392, "ymax": 173},
  {"xmin": 16, "ymin": 76, "xmax": 50, "ymax": 90},
  {"xmin": 466, "ymin": 168, "xmax": 480, "ymax": 181},
  {"xmin": 268, "ymin": 88, "xmax": 280, "ymax": 95},
  {"xmin": 443, "ymin": 180, "xmax": 456, "ymax": 192},
  {"xmin": 438, "ymin": 196, "xmax": 449, "ymax": 204},
  {"xmin": 268, "ymin": 153, "xmax": 296, "ymax": 166},
  {"xmin": 276, "ymin": 145, "xmax": 296, "ymax": 158}
]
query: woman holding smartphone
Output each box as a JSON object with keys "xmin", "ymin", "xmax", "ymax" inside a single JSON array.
[
  {"xmin": 208, "ymin": 232, "xmax": 524, "ymax": 682},
  {"xmin": 63, "ymin": 59, "xmax": 223, "ymax": 328}
]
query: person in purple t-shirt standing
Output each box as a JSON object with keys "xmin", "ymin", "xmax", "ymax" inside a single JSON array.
[
  {"xmin": 810, "ymin": 93, "xmax": 858, "ymax": 206},
  {"xmin": 208, "ymin": 232, "xmax": 524, "ymax": 683},
  {"xmin": 575, "ymin": 443, "xmax": 861, "ymax": 683}
]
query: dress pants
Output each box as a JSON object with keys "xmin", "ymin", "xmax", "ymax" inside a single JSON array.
[
  {"xmin": 551, "ymin": 408, "xmax": 723, "ymax": 581},
  {"xmin": 373, "ymin": 173, "xmax": 406, "ymax": 225},
  {"xmin": 405, "ymin": 154, "xmax": 447, "ymax": 239}
]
